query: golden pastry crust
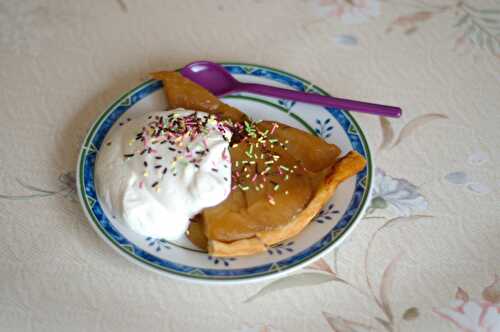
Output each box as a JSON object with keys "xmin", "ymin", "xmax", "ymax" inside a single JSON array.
[
  {"xmin": 208, "ymin": 237, "xmax": 267, "ymax": 257},
  {"xmin": 151, "ymin": 71, "xmax": 248, "ymax": 123},
  {"xmin": 208, "ymin": 151, "xmax": 366, "ymax": 256}
]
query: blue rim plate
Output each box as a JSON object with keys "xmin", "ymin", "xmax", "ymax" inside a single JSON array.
[{"xmin": 76, "ymin": 63, "xmax": 373, "ymax": 284}]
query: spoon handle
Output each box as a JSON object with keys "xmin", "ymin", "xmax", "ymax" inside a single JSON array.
[{"xmin": 237, "ymin": 83, "xmax": 401, "ymax": 118}]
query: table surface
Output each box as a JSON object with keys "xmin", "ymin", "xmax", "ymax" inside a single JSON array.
[{"xmin": 1, "ymin": 1, "xmax": 499, "ymax": 331}]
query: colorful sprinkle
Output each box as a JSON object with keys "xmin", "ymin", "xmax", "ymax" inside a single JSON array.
[
  {"xmin": 270, "ymin": 123, "xmax": 278, "ymax": 134},
  {"xmin": 239, "ymin": 184, "xmax": 250, "ymax": 191}
]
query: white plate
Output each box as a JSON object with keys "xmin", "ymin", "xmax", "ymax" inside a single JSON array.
[{"xmin": 76, "ymin": 63, "xmax": 373, "ymax": 284}]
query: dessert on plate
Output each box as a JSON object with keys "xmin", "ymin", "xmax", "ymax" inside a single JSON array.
[{"xmin": 94, "ymin": 70, "xmax": 366, "ymax": 257}]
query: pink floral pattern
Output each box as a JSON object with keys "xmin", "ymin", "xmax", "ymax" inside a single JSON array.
[
  {"xmin": 385, "ymin": 1, "xmax": 500, "ymax": 58},
  {"xmin": 314, "ymin": 0, "xmax": 380, "ymax": 24},
  {"xmin": 434, "ymin": 277, "xmax": 500, "ymax": 332}
]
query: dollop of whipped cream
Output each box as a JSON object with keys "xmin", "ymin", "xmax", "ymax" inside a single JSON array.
[{"xmin": 95, "ymin": 109, "xmax": 232, "ymax": 240}]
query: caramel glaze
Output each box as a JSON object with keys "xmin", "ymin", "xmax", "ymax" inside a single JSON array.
[{"xmin": 201, "ymin": 121, "xmax": 340, "ymax": 243}]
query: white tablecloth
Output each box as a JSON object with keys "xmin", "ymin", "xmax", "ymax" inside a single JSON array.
[{"xmin": 1, "ymin": 1, "xmax": 499, "ymax": 331}]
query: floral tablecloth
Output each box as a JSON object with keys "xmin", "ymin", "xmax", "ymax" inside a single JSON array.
[{"xmin": 1, "ymin": 1, "xmax": 499, "ymax": 331}]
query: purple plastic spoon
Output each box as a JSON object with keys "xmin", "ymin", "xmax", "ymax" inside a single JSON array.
[{"xmin": 180, "ymin": 61, "xmax": 402, "ymax": 118}]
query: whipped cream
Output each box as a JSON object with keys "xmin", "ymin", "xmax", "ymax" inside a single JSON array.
[{"xmin": 95, "ymin": 109, "xmax": 232, "ymax": 240}]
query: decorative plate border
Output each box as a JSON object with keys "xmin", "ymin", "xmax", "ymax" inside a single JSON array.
[{"xmin": 76, "ymin": 63, "xmax": 373, "ymax": 283}]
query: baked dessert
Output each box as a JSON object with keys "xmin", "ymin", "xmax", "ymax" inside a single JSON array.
[{"xmin": 152, "ymin": 71, "xmax": 366, "ymax": 256}]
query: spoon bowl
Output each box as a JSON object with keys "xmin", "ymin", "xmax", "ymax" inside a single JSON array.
[{"xmin": 180, "ymin": 61, "xmax": 239, "ymax": 96}]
